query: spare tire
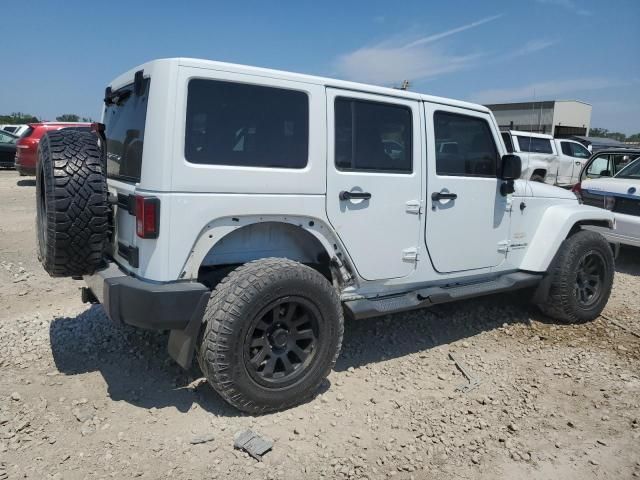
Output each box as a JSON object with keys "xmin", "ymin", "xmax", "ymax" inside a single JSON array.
[{"xmin": 36, "ymin": 129, "xmax": 110, "ymax": 277}]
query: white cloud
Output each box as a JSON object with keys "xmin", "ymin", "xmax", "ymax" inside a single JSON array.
[
  {"xmin": 402, "ymin": 14, "xmax": 503, "ymax": 48},
  {"xmin": 500, "ymin": 39, "xmax": 556, "ymax": 60},
  {"xmin": 535, "ymin": 0, "xmax": 592, "ymax": 16},
  {"xmin": 334, "ymin": 15, "xmax": 502, "ymax": 85},
  {"xmin": 470, "ymin": 78, "xmax": 626, "ymax": 104}
]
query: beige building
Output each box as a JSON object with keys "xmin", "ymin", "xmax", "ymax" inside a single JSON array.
[{"xmin": 485, "ymin": 100, "xmax": 591, "ymax": 137}]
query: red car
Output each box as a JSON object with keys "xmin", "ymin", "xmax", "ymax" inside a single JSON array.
[{"xmin": 15, "ymin": 122, "xmax": 92, "ymax": 175}]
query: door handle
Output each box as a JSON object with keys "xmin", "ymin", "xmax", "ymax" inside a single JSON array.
[
  {"xmin": 431, "ymin": 191, "xmax": 458, "ymax": 201},
  {"xmin": 339, "ymin": 191, "xmax": 372, "ymax": 201}
]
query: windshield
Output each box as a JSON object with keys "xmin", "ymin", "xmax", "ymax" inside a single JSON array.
[
  {"xmin": 615, "ymin": 156, "xmax": 640, "ymax": 179},
  {"xmin": 104, "ymin": 78, "xmax": 150, "ymax": 183}
]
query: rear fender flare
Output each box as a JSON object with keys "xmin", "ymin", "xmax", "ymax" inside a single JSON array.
[{"xmin": 179, "ymin": 215, "xmax": 353, "ymax": 282}]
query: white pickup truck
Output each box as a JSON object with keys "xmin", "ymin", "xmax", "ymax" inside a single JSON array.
[{"xmin": 501, "ymin": 130, "xmax": 590, "ymax": 187}]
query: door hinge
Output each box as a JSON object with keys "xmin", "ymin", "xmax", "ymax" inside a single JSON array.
[
  {"xmin": 402, "ymin": 247, "xmax": 419, "ymax": 262},
  {"xmin": 497, "ymin": 240, "xmax": 511, "ymax": 253},
  {"xmin": 405, "ymin": 200, "xmax": 422, "ymax": 215}
]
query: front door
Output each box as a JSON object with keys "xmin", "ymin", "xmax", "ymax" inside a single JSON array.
[
  {"xmin": 559, "ymin": 140, "xmax": 590, "ymax": 184},
  {"xmin": 423, "ymin": 103, "xmax": 510, "ymax": 273},
  {"xmin": 325, "ymin": 88, "xmax": 422, "ymax": 281}
]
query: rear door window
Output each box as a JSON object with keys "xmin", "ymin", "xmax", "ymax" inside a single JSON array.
[
  {"xmin": 516, "ymin": 136, "xmax": 553, "ymax": 154},
  {"xmin": 334, "ymin": 97, "xmax": 412, "ymax": 173},
  {"xmin": 185, "ymin": 79, "xmax": 309, "ymax": 169},
  {"xmin": 104, "ymin": 78, "xmax": 150, "ymax": 183}
]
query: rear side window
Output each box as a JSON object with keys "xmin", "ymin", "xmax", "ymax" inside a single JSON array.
[
  {"xmin": 434, "ymin": 111, "xmax": 498, "ymax": 177},
  {"xmin": 334, "ymin": 98, "xmax": 412, "ymax": 173},
  {"xmin": 185, "ymin": 79, "xmax": 309, "ymax": 169},
  {"xmin": 104, "ymin": 78, "xmax": 150, "ymax": 183},
  {"xmin": 516, "ymin": 136, "xmax": 553, "ymax": 154}
]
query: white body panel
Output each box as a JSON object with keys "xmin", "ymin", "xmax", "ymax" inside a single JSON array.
[
  {"xmin": 324, "ymin": 88, "xmax": 423, "ymax": 280},
  {"xmin": 101, "ymin": 58, "xmax": 614, "ymax": 297},
  {"xmin": 581, "ymin": 176, "xmax": 640, "ymax": 248},
  {"xmin": 423, "ymin": 103, "xmax": 510, "ymax": 273}
]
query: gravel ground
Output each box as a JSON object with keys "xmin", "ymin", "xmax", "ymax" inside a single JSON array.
[{"xmin": 0, "ymin": 169, "xmax": 639, "ymax": 480}]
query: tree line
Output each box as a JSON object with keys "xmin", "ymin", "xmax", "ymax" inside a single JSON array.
[
  {"xmin": 0, "ymin": 112, "xmax": 94, "ymax": 124},
  {"xmin": 2, "ymin": 112, "xmax": 638, "ymax": 143},
  {"xmin": 589, "ymin": 128, "xmax": 640, "ymax": 143}
]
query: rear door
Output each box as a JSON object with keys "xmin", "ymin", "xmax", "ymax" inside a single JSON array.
[
  {"xmin": 325, "ymin": 88, "xmax": 422, "ymax": 281},
  {"xmin": 424, "ymin": 103, "xmax": 510, "ymax": 273}
]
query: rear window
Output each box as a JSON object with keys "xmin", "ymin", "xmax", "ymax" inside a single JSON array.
[
  {"xmin": 185, "ymin": 79, "xmax": 309, "ymax": 168},
  {"xmin": 21, "ymin": 126, "xmax": 34, "ymax": 138},
  {"xmin": 516, "ymin": 136, "xmax": 553, "ymax": 154},
  {"xmin": 104, "ymin": 78, "xmax": 150, "ymax": 182}
]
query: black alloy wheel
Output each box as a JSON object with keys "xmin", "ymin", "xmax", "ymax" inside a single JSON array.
[
  {"xmin": 244, "ymin": 297, "xmax": 320, "ymax": 386},
  {"xmin": 574, "ymin": 251, "xmax": 606, "ymax": 307}
]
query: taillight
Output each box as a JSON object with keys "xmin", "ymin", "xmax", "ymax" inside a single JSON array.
[
  {"xmin": 135, "ymin": 195, "xmax": 160, "ymax": 239},
  {"xmin": 571, "ymin": 182, "xmax": 582, "ymax": 203}
]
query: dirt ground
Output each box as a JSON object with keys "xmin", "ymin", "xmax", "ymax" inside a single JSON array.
[{"xmin": 0, "ymin": 169, "xmax": 639, "ymax": 480}]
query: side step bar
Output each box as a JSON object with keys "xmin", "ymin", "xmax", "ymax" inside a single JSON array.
[{"xmin": 344, "ymin": 272, "xmax": 542, "ymax": 320}]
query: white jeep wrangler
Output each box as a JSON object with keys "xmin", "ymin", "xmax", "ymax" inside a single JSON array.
[{"xmin": 35, "ymin": 58, "xmax": 616, "ymax": 413}]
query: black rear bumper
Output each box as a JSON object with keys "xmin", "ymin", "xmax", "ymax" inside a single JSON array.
[{"xmin": 83, "ymin": 263, "xmax": 209, "ymax": 331}]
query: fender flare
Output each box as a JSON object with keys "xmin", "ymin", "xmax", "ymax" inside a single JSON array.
[
  {"xmin": 519, "ymin": 204, "xmax": 614, "ymax": 272},
  {"xmin": 178, "ymin": 215, "xmax": 354, "ymax": 282}
]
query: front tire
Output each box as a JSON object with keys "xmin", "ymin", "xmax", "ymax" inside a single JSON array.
[
  {"xmin": 536, "ymin": 230, "xmax": 614, "ymax": 323},
  {"xmin": 198, "ymin": 258, "xmax": 344, "ymax": 414}
]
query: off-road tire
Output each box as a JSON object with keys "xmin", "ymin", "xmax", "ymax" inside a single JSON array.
[
  {"xmin": 36, "ymin": 129, "xmax": 109, "ymax": 277},
  {"xmin": 536, "ymin": 230, "xmax": 614, "ymax": 323},
  {"xmin": 198, "ymin": 258, "xmax": 344, "ymax": 414}
]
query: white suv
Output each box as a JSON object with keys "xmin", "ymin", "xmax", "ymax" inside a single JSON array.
[
  {"xmin": 501, "ymin": 130, "xmax": 590, "ymax": 186},
  {"xmin": 35, "ymin": 58, "xmax": 616, "ymax": 413}
]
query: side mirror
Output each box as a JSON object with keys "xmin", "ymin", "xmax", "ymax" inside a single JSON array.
[
  {"xmin": 599, "ymin": 170, "xmax": 611, "ymax": 177},
  {"xmin": 500, "ymin": 154, "xmax": 522, "ymax": 180}
]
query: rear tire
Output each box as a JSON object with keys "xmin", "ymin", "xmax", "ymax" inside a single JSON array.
[
  {"xmin": 536, "ymin": 230, "xmax": 614, "ymax": 323},
  {"xmin": 198, "ymin": 258, "xmax": 343, "ymax": 414},
  {"xmin": 36, "ymin": 130, "xmax": 109, "ymax": 277}
]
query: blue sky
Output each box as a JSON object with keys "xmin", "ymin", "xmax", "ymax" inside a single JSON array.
[{"xmin": 1, "ymin": 0, "xmax": 638, "ymax": 133}]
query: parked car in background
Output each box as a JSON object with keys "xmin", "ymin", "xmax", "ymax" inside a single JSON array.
[
  {"xmin": 571, "ymin": 135, "xmax": 629, "ymax": 153},
  {"xmin": 0, "ymin": 124, "xmax": 30, "ymax": 137},
  {"xmin": 577, "ymin": 149, "xmax": 640, "ymax": 182},
  {"xmin": 15, "ymin": 122, "xmax": 92, "ymax": 175},
  {"xmin": 500, "ymin": 130, "xmax": 590, "ymax": 187},
  {"xmin": 575, "ymin": 156, "xmax": 640, "ymax": 248},
  {"xmin": 0, "ymin": 130, "xmax": 19, "ymax": 168}
]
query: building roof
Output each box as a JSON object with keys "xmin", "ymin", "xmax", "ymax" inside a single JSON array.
[{"xmin": 486, "ymin": 100, "xmax": 592, "ymax": 110}]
